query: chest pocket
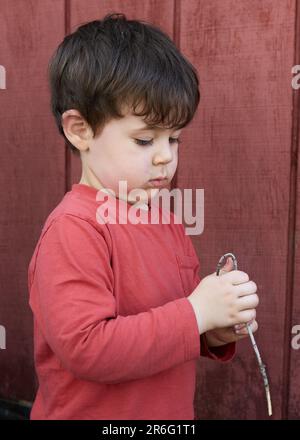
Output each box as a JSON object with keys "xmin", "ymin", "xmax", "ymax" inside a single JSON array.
[{"xmin": 175, "ymin": 254, "xmax": 197, "ymax": 297}]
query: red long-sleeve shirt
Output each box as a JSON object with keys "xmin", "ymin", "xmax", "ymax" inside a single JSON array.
[{"xmin": 28, "ymin": 183, "xmax": 235, "ymax": 420}]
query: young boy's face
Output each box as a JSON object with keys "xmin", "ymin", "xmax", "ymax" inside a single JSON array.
[{"xmin": 66, "ymin": 105, "xmax": 181, "ymax": 205}]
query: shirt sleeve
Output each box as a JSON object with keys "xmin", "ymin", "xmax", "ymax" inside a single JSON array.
[
  {"xmin": 29, "ymin": 214, "xmax": 201, "ymax": 384},
  {"xmin": 182, "ymin": 225, "xmax": 236, "ymax": 362}
]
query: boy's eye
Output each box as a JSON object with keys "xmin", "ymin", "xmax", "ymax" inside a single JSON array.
[{"xmin": 134, "ymin": 138, "xmax": 181, "ymax": 146}]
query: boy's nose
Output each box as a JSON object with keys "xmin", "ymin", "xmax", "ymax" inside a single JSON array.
[{"xmin": 152, "ymin": 143, "xmax": 174, "ymax": 165}]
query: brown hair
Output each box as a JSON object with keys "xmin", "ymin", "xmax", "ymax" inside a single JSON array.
[{"xmin": 48, "ymin": 12, "xmax": 200, "ymax": 155}]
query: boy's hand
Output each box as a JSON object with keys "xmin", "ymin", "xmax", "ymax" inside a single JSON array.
[
  {"xmin": 187, "ymin": 270, "xmax": 259, "ymax": 334},
  {"xmin": 204, "ymin": 318, "xmax": 258, "ymax": 347},
  {"xmin": 203, "ymin": 254, "xmax": 259, "ymax": 346}
]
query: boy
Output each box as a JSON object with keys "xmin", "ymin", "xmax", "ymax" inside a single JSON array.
[{"xmin": 28, "ymin": 12, "xmax": 259, "ymax": 420}]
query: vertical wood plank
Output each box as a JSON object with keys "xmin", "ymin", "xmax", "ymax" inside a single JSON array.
[
  {"xmin": 0, "ymin": 0, "xmax": 66, "ymax": 400},
  {"xmin": 288, "ymin": 0, "xmax": 300, "ymax": 420}
]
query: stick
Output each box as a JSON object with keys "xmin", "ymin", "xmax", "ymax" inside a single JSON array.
[{"xmin": 216, "ymin": 253, "xmax": 272, "ymax": 416}]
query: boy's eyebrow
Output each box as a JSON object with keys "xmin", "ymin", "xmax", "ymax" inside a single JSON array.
[{"xmin": 131, "ymin": 124, "xmax": 181, "ymax": 132}]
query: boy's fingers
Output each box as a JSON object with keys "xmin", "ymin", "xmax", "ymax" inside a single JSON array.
[
  {"xmin": 234, "ymin": 281, "xmax": 258, "ymax": 297},
  {"xmin": 220, "ymin": 270, "xmax": 249, "ymax": 285},
  {"xmin": 237, "ymin": 293, "xmax": 259, "ymax": 310},
  {"xmin": 234, "ymin": 317, "xmax": 255, "ymax": 330},
  {"xmin": 234, "ymin": 323, "xmax": 246, "ymax": 330},
  {"xmin": 235, "ymin": 319, "xmax": 258, "ymax": 334}
]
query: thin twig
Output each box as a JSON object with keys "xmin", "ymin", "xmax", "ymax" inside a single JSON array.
[{"xmin": 216, "ymin": 253, "xmax": 272, "ymax": 416}]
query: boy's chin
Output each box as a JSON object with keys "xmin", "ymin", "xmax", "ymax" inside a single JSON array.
[{"xmin": 126, "ymin": 188, "xmax": 159, "ymax": 205}]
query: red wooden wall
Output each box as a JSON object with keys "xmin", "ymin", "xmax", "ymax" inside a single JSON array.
[{"xmin": 0, "ymin": 0, "xmax": 299, "ymax": 419}]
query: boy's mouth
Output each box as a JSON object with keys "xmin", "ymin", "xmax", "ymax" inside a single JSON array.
[{"xmin": 148, "ymin": 178, "xmax": 168, "ymax": 188}]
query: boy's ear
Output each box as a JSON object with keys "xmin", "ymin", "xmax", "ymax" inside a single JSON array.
[{"xmin": 61, "ymin": 109, "xmax": 93, "ymax": 152}]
